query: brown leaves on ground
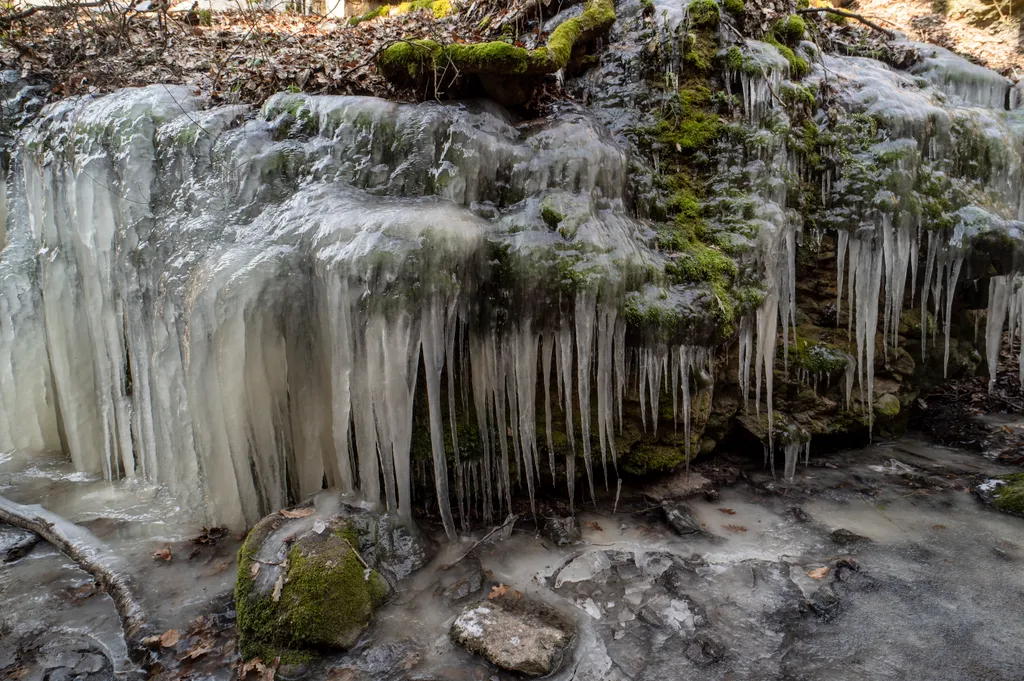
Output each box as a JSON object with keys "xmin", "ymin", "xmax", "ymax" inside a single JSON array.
[
  {"xmin": 718, "ymin": 508, "xmax": 736, "ymax": 515},
  {"xmin": 191, "ymin": 526, "xmax": 228, "ymax": 545},
  {"xmin": 0, "ymin": 3, "xmax": 506, "ymax": 106},
  {"xmin": 807, "ymin": 567, "xmax": 830, "ymax": 580},
  {"xmin": 159, "ymin": 629, "xmax": 181, "ymax": 647},
  {"xmin": 488, "ymin": 583, "xmax": 509, "ymax": 600},
  {"xmin": 240, "ymin": 657, "xmax": 280, "ymax": 680},
  {"xmin": 152, "ymin": 547, "xmax": 172, "ymax": 561},
  {"xmin": 279, "ymin": 507, "xmax": 315, "ymax": 519},
  {"xmin": 723, "ymin": 524, "xmax": 747, "ymax": 533},
  {"xmin": 583, "ymin": 520, "xmax": 603, "ymax": 531}
]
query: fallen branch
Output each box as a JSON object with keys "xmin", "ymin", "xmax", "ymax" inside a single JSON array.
[
  {"xmin": 377, "ymin": 0, "xmax": 615, "ymax": 84},
  {"xmin": 796, "ymin": 7, "xmax": 894, "ymax": 39},
  {"xmin": 0, "ymin": 494, "xmax": 153, "ymax": 662},
  {"xmin": 0, "ymin": 0, "xmax": 107, "ymax": 25}
]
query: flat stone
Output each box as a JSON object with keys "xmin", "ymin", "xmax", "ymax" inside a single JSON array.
[
  {"xmin": 0, "ymin": 524, "xmax": 39, "ymax": 563},
  {"xmin": 450, "ymin": 599, "xmax": 574, "ymax": 676},
  {"xmin": 661, "ymin": 502, "xmax": 705, "ymax": 537}
]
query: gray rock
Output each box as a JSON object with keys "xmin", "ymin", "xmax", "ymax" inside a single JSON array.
[
  {"xmin": 0, "ymin": 524, "xmax": 39, "ymax": 563},
  {"xmin": 684, "ymin": 633, "xmax": 724, "ymax": 664},
  {"xmin": 830, "ymin": 528, "xmax": 869, "ymax": 545},
  {"xmin": 450, "ymin": 598, "xmax": 575, "ymax": 676},
  {"xmin": 441, "ymin": 568, "xmax": 484, "ymax": 604},
  {"xmin": 661, "ymin": 502, "xmax": 704, "ymax": 537},
  {"xmin": 542, "ymin": 517, "xmax": 581, "ymax": 546}
]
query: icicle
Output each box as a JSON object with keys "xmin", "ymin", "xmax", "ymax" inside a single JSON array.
[
  {"xmin": 575, "ymin": 294, "xmax": 597, "ymax": 504},
  {"xmin": 920, "ymin": 231, "xmax": 938, "ymax": 361},
  {"xmin": 985, "ymin": 276, "xmax": 1011, "ymax": 393},
  {"xmin": 942, "ymin": 255, "xmax": 964, "ymax": 378},
  {"xmin": 836, "ymin": 230, "xmax": 848, "ymax": 327},
  {"xmin": 738, "ymin": 316, "xmax": 753, "ymax": 411},
  {"xmin": 542, "ymin": 333, "xmax": 556, "ymax": 485},
  {"xmin": 557, "ymin": 324, "xmax": 576, "ymax": 510},
  {"xmin": 595, "ymin": 307, "xmax": 618, "ymax": 486}
]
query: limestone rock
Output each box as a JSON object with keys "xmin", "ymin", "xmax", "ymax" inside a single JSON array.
[
  {"xmin": 235, "ymin": 496, "xmax": 431, "ymax": 661},
  {"xmin": 450, "ymin": 598, "xmax": 575, "ymax": 676}
]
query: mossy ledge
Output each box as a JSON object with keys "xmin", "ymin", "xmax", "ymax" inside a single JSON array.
[
  {"xmin": 377, "ymin": 0, "xmax": 615, "ymax": 83},
  {"xmin": 348, "ymin": 0, "xmax": 454, "ymax": 26}
]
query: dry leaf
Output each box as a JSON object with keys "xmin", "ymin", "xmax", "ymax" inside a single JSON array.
[
  {"xmin": 250, "ymin": 562, "xmax": 261, "ymax": 578},
  {"xmin": 513, "ymin": 590, "xmax": 522, "ymax": 600},
  {"xmin": 488, "ymin": 583, "xmax": 509, "ymax": 600},
  {"xmin": 808, "ymin": 567, "xmax": 830, "ymax": 580},
  {"xmin": 584, "ymin": 520, "xmax": 603, "ymax": 531},
  {"xmin": 160, "ymin": 629, "xmax": 181, "ymax": 647},
  {"xmin": 152, "ymin": 547, "xmax": 172, "ymax": 561},
  {"xmin": 718, "ymin": 508, "xmax": 736, "ymax": 515},
  {"xmin": 271, "ymin": 573, "xmax": 284, "ymax": 602},
  {"xmin": 141, "ymin": 635, "xmax": 162, "ymax": 647},
  {"xmin": 932, "ymin": 524, "xmax": 946, "ymax": 530},
  {"xmin": 723, "ymin": 524, "xmax": 747, "ymax": 533},
  {"xmin": 280, "ymin": 507, "xmax": 315, "ymax": 519},
  {"xmin": 183, "ymin": 639, "xmax": 215, "ymax": 660}
]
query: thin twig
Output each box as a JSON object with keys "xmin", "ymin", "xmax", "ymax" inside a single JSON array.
[{"xmin": 796, "ymin": 7, "xmax": 895, "ymax": 39}]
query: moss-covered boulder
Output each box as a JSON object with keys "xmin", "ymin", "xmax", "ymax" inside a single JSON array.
[
  {"xmin": 975, "ymin": 474, "xmax": 1024, "ymax": 517},
  {"xmin": 235, "ymin": 500, "xmax": 432, "ymax": 662}
]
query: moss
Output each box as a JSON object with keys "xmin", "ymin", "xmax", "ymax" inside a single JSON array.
[
  {"xmin": 687, "ymin": 0, "xmax": 720, "ymax": 28},
  {"xmin": 640, "ymin": 0, "xmax": 654, "ymax": 14},
  {"xmin": 774, "ymin": 14, "xmax": 806, "ymax": 44},
  {"xmin": 197, "ymin": 8, "xmax": 212, "ymax": 25},
  {"xmin": 652, "ymin": 86, "xmax": 721, "ymax": 153},
  {"xmin": 767, "ymin": 38, "xmax": 809, "ymax": 79},
  {"xmin": 780, "ymin": 82, "xmax": 816, "ymax": 111},
  {"xmin": 723, "ymin": 0, "xmax": 744, "ymax": 14},
  {"xmin": 378, "ymin": 0, "xmax": 613, "ymax": 81},
  {"xmin": 791, "ymin": 339, "xmax": 849, "ymax": 374},
  {"xmin": 992, "ymin": 473, "xmax": 1024, "ymax": 515},
  {"xmin": 873, "ymin": 393, "xmax": 901, "ymax": 418},
  {"xmin": 540, "ymin": 200, "xmax": 565, "ymax": 228},
  {"xmin": 235, "ymin": 519, "xmax": 388, "ymax": 662},
  {"xmin": 348, "ymin": 0, "xmax": 453, "ymax": 25},
  {"xmin": 666, "ymin": 242, "xmax": 737, "ymax": 286},
  {"xmin": 724, "ymin": 45, "xmax": 744, "ymax": 71}
]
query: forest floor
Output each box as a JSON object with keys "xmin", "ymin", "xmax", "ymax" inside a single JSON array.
[{"xmin": 850, "ymin": 0, "xmax": 1024, "ymax": 77}]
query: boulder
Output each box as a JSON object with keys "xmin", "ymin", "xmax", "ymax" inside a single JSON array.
[
  {"xmin": 661, "ymin": 501, "xmax": 708, "ymax": 537},
  {"xmin": 235, "ymin": 495, "xmax": 432, "ymax": 662},
  {"xmin": 450, "ymin": 597, "xmax": 575, "ymax": 676},
  {"xmin": 542, "ymin": 516, "xmax": 582, "ymax": 546}
]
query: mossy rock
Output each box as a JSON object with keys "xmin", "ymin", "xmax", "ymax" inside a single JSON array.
[
  {"xmin": 873, "ymin": 393, "xmax": 901, "ymax": 418},
  {"xmin": 235, "ymin": 509, "xmax": 398, "ymax": 662},
  {"xmin": 976, "ymin": 474, "xmax": 1024, "ymax": 517}
]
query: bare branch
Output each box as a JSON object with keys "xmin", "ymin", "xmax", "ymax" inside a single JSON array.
[
  {"xmin": 797, "ymin": 7, "xmax": 895, "ymax": 39},
  {"xmin": 0, "ymin": 0, "xmax": 107, "ymax": 25}
]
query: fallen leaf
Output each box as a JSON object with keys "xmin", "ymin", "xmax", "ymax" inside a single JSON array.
[
  {"xmin": 250, "ymin": 562, "xmax": 261, "ymax": 578},
  {"xmin": 723, "ymin": 524, "xmax": 747, "ymax": 533},
  {"xmin": 808, "ymin": 567, "xmax": 830, "ymax": 580},
  {"xmin": 932, "ymin": 524, "xmax": 946, "ymax": 530},
  {"xmin": 488, "ymin": 583, "xmax": 509, "ymax": 600},
  {"xmin": 271, "ymin": 573, "xmax": 284, "ymax": 602},
  {"xmin": 513, "ymin": 590, "xmax": 523, "ymax": 599},
  {"xmin": 718, "ymin": 508, "xmax": 737, "ymax": 515},
  {"xmin": 183, "ymin": 639, "xmax": 215, "ymax": 660},
  {"xmin": 160, "ymin": 629, "xmax": 181, "ymax": 647},
  {"xmin": 280, "ymin": 507, "xmax": 315, "ymax": 518},
  {"xmin": 141, "ymin": 635, "xmax": 162, "ymax": 647},
  {"xmin": 584, "ymin": 520, "xmax": 603, "ymax": 531},
  {"xmin": 152, "ymin": 547, "xmax": 172, "ymax": 561}
]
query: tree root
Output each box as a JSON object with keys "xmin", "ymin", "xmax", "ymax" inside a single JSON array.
[
  {"xmin": 0, "ymin": 494, "xmax": 153, "ymax": 663},
  {"xmin": 797, "ymin": 7, "xmax": 895, "ymax": 39}
]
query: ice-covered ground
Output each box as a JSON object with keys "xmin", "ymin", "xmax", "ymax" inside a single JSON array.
[{"xmin": 2, "ymin": 434, "xmax": 1022, "ymax": 679}]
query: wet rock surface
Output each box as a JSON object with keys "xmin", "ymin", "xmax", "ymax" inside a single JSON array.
[
  {"xmin": 450, "ymin": 597, "xmax": 575, "ymax": 676},
  {"xmin": 0, "ymin": 523, "xmax": 39, "ymax": 562}
]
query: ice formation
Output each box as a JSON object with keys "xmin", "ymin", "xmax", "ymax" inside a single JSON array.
[{"xmin": 2, "ymin": 23, "xmax": 1024, "ymax": 528}]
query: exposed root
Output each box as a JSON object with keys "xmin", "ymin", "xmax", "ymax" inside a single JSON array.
[{"xmin": 0, "ymin": 494, "xmax": 153, "ymax": 662}]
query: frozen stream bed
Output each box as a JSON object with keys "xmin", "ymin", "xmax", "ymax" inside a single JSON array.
[{"xmin": 1, "ymin": 436, "xmax": 1022, "ymax": 680}]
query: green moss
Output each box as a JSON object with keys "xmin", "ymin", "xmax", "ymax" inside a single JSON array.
[
  {"xmin": 991, "ymin": 473, "xmax": 1024, "ymax": 515},
  {"xmin": 652, "ymin": 86, "xmax": 721, "ymax": 153},
  {"xmin": 723, "ymin": 0, "xmax": 744, "ymax": 14},
  {"xmin": 666, "ymin": 242, "xmax": 737, "ymax": 286},
  {"xmin": 348, "ymin": 0, "xmax": 453, "ymax": 25},
  {"xmin": 774, "ymin": 14, "xmax": 806, "ymax": 44},
  {"xmin": 724, "ymin": 45, "xmax": 744, "ymax": 71},
  {"xmin": 791, "ymin": 339, "xmax": 850, "ymax": 374},
  {"xmin": 235, "ymin": 519, "xmax": 388, "ymax": 662},
  {"xmin": 377, "ymin": 0, "xmax": 613, "ymax": 81},
  {"xmin": 197, "ymin": 8, "xmax": 212, "ymax": 25},
  {"xmin": 780, "ymin": 82, "xmax": 816, "ymax": 111},
  {"xmin": 767, "ymin": 38, "xmax": 809, "ymax": 79},
  {"xmin": 540, "ymin": 200, "xmax": 565, "ymax": 228},
  {"xmin": 687, "ymin": 0, "xmax": 720, "ymax": 28},
  {"xmin": 873, "ymin": 393, "xmax": 901, "ymax": 418}
]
